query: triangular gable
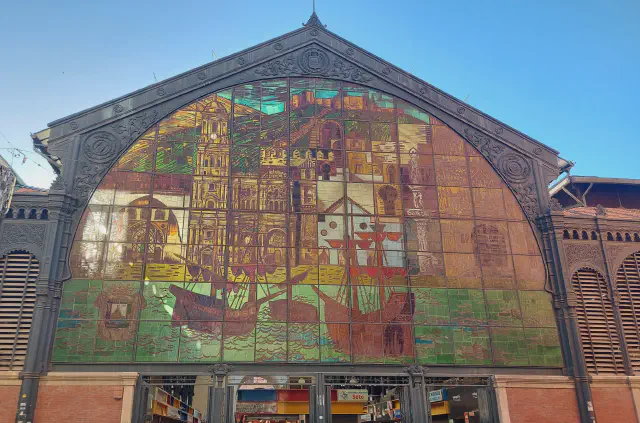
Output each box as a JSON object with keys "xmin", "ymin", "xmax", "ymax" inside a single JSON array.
[{"xmin": 43, "ymin": 13, "xmax": 558, "ymax": 168}]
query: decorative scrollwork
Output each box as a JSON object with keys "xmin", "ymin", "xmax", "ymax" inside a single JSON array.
[
  {"xmin": 457, "ymin": 106, "xmax": 466, "ymax": 114},
  {"xmin": 112, "ymin": 110, "xmax": 159, "ymax": 145},
  {"xmin": 255, "ymin": 56, "xmax": 299, "ymax": 77},
  {"xmin": 0, "ymin": 223, "xmax": 46, "ymax": 257},
  {"xmin": 157, "ymin": 87, "xmax": 166, "ymax": 97},
  {"xmin": 329, "ymin": 59, "xmax": 373, "ymax": 83},
  {"xmin": 237, "ymin": 57, "xmax": 246, "ymax": 66},
  {"xmin": 494, "ymin": 126, "xmax": 503, "ymax": 135},
  {"xmin": 565, "ymin": 244, "xmax": 605, "ymax": 275},
  {"xmin": 498, "ymin": 153, "xmax": 532, "ymax": 184},
  {"xmin": 49, "ymin": 175, "xmax": 67, "ymax": 192},
  {"xmin": 533, "ymin": 147, "xmax": 543, "ymax": 156},
  {"xmin": 548, "ymin": 198, "xmax": 563, "ymax": 212},
  {"xmin": 254, "ymin": 48, "xmax": 373, "ymax": 83},
  {"xmin": 403, "ymin": 364, "xmax": 429, "ymax": 376},
  {"xmin": 209, "ymin": 363, "xmax": 234, "ymax": 375},
  {"xmin": 463, "ymin": 128, "xmax": 505, "ymax": 162}
]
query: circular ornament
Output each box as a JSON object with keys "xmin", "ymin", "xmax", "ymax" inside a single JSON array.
[
  {"xmin": 498, "ymin": 153, "xmax": 531, "ymax": 183},
  {"xmin": 298, "ymin": 48, "xmax": 331, "ymax": 74},
  {"xmin": 84, "ymin": 131, "xmax": 119, "ymax": 164}
]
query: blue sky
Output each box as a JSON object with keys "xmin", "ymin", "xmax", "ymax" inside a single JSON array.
[{"xmin": 0, "ymin": 0, "xmax": 638, "ymax": 188}]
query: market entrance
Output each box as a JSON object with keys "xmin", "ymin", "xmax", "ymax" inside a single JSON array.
[{"xmin": 133, "ymin": 373, "xmax": 497, "ymax": 423}]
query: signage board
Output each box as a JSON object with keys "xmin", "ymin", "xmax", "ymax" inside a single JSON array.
[
  {"xmin": 337, "ymin": 389, "xmax": 368, "ymax": 402},
  {"xmin": 235, "ymin": 402, "xmax": 277, "ymax": 414},
  {"xmin": 428, "ymin": 389, "xmax": 445, "ymax": 403},
  {"xmin": 360, "ymin": 414, "xmax": 372, "ymax": 422}
]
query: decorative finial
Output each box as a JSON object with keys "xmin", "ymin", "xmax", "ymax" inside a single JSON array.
[{"xmin": 303, "ymin": 1, "xmax": 326, "ymax": 28}]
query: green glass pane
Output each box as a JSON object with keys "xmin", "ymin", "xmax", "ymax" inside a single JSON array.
[
  {"xmin": 179, "ymin": 325, "xmax": 222, "ymax": 362},
  {"xmin": 59, "ymin": 279, "xmax": 102, "ymax": 320},
  {"xmin": 255, "ymin": 322, "xmax": 287, "ymax": 362},
  {"xmin": 52, "ymin": 319, "xmax": 96, "ymax": 362},
  {"xmin": 155, "ymin": 142, "xmax": 197, "ymax": 174},
  {"xmin": 448, "ymin": 289, "xmax": 487, "ymax": 325},
  {"xmin": 320, "ymin": 324, "xmax": 351, "ymax": 363},
  {"xmin": 140, "ymin": 282, "xmax": 179, "ymax": 321},
  {"xmin": 415, "ymin": 325, "xmax": 454, "ymax": 364},
  {"xmin": 491, "ymin": 327, "xmax": 529, "ymax": 366},
  {"xmin": 223, "ymin": 323, "xmax": 256, "ymax": 362},
  {"xmin": 453, "ymin": 327, "xmax": 491, "ymax": 365},
  {"xmin": 94, "ymin": 324, "xmax": 136, "ymax": 362},
  {"xmin": 525, "ymin": 328, "xmax": 563, "ymax": 367},
  {"xmin": 485, "ymin": 290, "xmax": 522, "ymax": 327},
  {"xmin": 413, "ymin": 288, "xmax": 450, "ymax": 324},
  {"xmin": 288, "ymin": 323, "xmax": 320, "ymax": 362},
  {"xmin": 520, "ymin": 291, "xmax": 556, "ymax": 327},
  {"xmin": 135, "ymin": 321, "xmax": 180, "ymax": 362}
]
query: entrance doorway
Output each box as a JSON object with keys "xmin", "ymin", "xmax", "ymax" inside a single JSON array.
[{"xmin": 134, "ymin": 373, "xmax": 497, "ymax": 423}]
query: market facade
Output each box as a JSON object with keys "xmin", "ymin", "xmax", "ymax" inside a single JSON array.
[{"xmin": 1, "ymin": 12, "xmax": 639, "ymax": 423}]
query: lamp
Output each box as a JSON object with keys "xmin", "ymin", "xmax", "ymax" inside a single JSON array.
[{"xmin": 298, "ymin": 377, "xmax": 306, "ymax": 385}]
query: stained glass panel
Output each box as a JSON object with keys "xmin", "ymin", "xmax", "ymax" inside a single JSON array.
[{"xmin": 56, "ymin": 78, "xmax": 559, "ymax": 367}]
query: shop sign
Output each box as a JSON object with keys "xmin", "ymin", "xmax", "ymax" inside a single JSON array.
[
  {"xmin": 360, "ymin": 414, "xmax": 372, "ymax": 422},
  {"xmin": 235, "ymin": 402, "xmax": 277, "ymax": 414},
  {"xmin": 394, "ymin": 409, "xmax": 402, "ymax": 419},
  {"xmin": 428, "ymin": 389, "xmax": 445, "ymax": 403},
  {"xmin": 337, "ymin": 389, "xmax": 368, "ymax": 402}
]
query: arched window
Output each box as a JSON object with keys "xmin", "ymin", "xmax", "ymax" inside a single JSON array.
[
  {"xmin": 0, "ymin": 251, "xmax": 39, "ymax": 371},
  {"xmin": 572, "ymin": 230, "xmax": 580, "ymax": 240},
  {"xmin": 563, "ymin": 230, "xmax": 570, "ymax": 240},
  {"xmin": 572, "ymin": 267, "xmax": 625, "ymax": 374},
  {"xmin": 581, "ymin": 231, "xmax": 588, "ymax": 240},
  {"xmin": 635, "ymin": 234, "xmax": 640, "ymax": 243},
  {"xmin": 40, "ymin": 209, "xmax": 48, "ymax": 220},
  {"xmin": 616, "ymin": 251, "xmax": 640, "ymax": 372},
  {"xmin": 616, "ymin": 233, "xmax": 624, "ymax": 242},
  {"xmin": 626, "ymin": 233, "xmax": 633, "ymax": 242},
  {"xmin": 607, "ymin": 232, "xmax": 614, "ymax": 241},
  {"xmin": 27, "ymin": 209, "xmax": 37, "ymax": 219},
  {"xmin": 5, "ymin": 208, "xmax": 13, "ymax": 218},
  {"xmin": 17, "ymin": 209, "xmax": 25, "ymax": 219},
  {"xmin": 591, "ymin": 231, "xmax": 598, "ymax": 241}
]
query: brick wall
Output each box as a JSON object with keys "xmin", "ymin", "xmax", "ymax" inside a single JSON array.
[
  {"xmin": 592, "ymin": 387, "xmax": 637, "ymax": 423},
  {"xmin": 34, "ymin": 385, "xmax": 123, "ymax": 423},
  {"xmin": 506, "ymin": 387, "xmax": 580, "ymax": 423},
  {"xmin": 0, "ymin": 385, "xmax": 20, "ymax": 423}
]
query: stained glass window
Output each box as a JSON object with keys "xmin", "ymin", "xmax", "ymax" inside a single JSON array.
[{"xmin": 55, "ymin": 79, "xmax": 561, "ymax": 367}]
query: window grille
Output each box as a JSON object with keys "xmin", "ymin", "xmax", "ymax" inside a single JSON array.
[
  {"xmin": 616, "ymin": 251, "xmax": 640, "ymax": 372},
  {"xmin": 571, "ymin": 267, "xmax": 625, "ymax": 374},
  {"xmin": 0, "ymin": 251, "xmax": 39, "ymax": 371}
]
